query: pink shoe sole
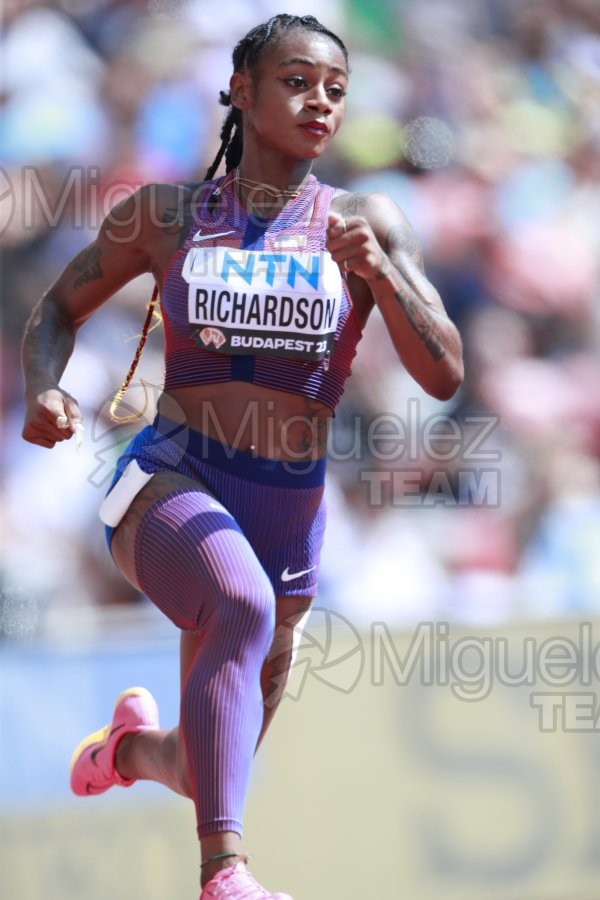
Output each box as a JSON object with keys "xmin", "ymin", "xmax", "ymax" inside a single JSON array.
[
  {"xmin": 70, "ymin": 686, "xmax": 159, "ymax": 796},
  {"xmin": 200, "ymin": 860, "xmax": 293, "ymax": 899}
]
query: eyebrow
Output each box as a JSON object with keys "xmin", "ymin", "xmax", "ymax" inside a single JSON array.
[{"xmin": 277, "ymin": 57, "xmax": 348, "ymax": 77}]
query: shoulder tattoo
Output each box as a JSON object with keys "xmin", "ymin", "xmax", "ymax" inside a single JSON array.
[
  {"xmin": 335, "ymin": 193, "xmax": 370, "ymax": 217},
  {"xmin": 160, "ymin": 201, "xmax": 195, "ymax": 248}
]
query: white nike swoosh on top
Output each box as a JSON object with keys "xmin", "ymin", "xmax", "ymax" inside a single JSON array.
[
  {"xmin": 192, "ymin": 229, "xmax": 235, "ymax": 242},
  {"xmin": 281, "ymin": 566, "xmax": 317, "ymax": 582}
]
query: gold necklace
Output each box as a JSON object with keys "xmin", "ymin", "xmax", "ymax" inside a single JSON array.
[{"xmin": 234, "ymin": 170, "xmax": 302, "ymax": 200}]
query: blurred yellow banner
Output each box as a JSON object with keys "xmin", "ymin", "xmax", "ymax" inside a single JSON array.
[{"xmin": 3, "ymin": 618, "xmax": 600, "ymax": 900}]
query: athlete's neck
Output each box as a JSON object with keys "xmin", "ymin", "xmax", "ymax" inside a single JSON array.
[{"xmin": 234, "ymin": 158, "xmax": 313, "ymax": 216}]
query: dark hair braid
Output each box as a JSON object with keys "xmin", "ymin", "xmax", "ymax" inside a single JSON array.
[
  {"xmin": 204, "ymin": 94, "xmax": 242, "ymax": 181},
  {"xmin": 203, "ymin": 14, "xmax": 348, "ymax": 182}
]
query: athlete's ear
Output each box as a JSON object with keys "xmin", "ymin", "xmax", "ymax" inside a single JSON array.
[{"xmin": 230, "ymin": 72, "xmax": 251, "ymax": 110}]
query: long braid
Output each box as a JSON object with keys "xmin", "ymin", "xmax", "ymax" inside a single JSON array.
[
  {"xmin": 109, "ymin": 285, "xmax": 160, "ymax": 423},
  {"xmin": 204, "ymin": 96, "xmax": 241, "ymax": 181},
  {"xmin": 224, "ymin": 120, "xmax": 243, "ymax": 172}
]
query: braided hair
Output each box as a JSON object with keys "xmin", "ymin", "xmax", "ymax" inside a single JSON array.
[{"xmin": 204, "ymin": 14, "xmax": 348, "ymax": 181}]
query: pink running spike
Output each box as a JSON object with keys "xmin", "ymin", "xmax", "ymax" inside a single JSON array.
[
  {"xmin": 200, "ymin": 861, "xmax": 293, "ymax": 899},
  {"xmin": 69, "ymin": 686, "xmax": 159, "ymax": 796}
]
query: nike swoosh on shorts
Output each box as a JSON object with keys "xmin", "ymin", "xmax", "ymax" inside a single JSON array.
[{"xmin": 281, "ymin": 566, "xmax": 317, "ymax": 582}]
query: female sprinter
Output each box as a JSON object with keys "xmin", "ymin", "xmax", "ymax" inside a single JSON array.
[{"xmin": 21, "ymin": 14, "xmax": 463, "ymax": 900}]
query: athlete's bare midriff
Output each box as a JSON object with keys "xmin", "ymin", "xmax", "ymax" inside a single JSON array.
[{"xmin": 157, "ymin": 381, "xmax": 331, "ymax": 461}]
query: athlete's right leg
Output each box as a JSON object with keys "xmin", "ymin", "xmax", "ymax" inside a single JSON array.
[
  {"xmin": 72, "ymin": 469, "xmax": 301, "ymax": 895},
  {"xmin": 109, "ymin": 472, "xmax": 209, "ymax": 797},
  {"xmin": 102, "ymin": 471, "xmax": 278, "ymax": 881},
  {"xmin": 108, "ymin": 471, "xmax": 315, "ymax": 794}
]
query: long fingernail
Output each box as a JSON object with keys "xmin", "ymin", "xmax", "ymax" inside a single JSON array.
[{"xmin": 56, "ymin": 415, "xmax": 69, "ymax": 428}]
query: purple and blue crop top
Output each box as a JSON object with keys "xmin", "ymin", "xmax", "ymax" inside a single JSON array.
[{"xmin": 160, "ymin": 174, "xmax": 363, "ymax": 412}]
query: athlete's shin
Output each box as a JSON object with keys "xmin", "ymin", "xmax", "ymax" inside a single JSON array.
[{"xmin": 259, "ymin": 596, "xmax": 313, "ymax": 745}]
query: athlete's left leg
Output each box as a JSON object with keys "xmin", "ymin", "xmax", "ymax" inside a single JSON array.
[
  {"xmin": 116, "ymin": 593, "xmax": 314, "ymax": 797},
  {"xmin": 182, "ymin": 593, "xmax": 314, "ymax": 760}
]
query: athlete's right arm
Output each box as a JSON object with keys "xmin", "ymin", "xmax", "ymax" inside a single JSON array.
[{"xmin": 21, "ymin": 183, "xmax": 180, "ymax": 448}]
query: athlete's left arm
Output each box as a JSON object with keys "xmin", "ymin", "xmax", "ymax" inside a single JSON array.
[{"xmin": 327, "ymin": 192, "xmax": 464, "ymax": 400}]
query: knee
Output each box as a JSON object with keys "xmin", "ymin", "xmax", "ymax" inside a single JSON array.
[{"xmin": 208, "ymin": 574, "xmax": 276, "ymax": 651}]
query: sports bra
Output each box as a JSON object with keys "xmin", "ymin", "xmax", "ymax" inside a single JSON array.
[{"xmin": 160, "ymin": 173, "xmax": 363, "ymax": 412}]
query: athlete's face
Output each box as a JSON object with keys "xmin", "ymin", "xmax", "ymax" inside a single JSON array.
[{"xmin": 232, "ymin": 31, "xmax": 348, "ymax": 161}]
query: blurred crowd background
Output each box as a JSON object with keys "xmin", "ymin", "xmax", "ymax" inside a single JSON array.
[{"xmin": 2, "ymin": 0, "xmax": 600, "ymax": 640}]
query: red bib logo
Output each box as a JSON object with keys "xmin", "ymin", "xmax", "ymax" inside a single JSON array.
[{"xmin": 199, "ymin": 326, "xmax": 226, "ymax": 348}]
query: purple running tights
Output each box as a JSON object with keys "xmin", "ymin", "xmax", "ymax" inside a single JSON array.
[{"xmin": 134, "ymin": 487, "xmax": 276, "ymax": 838}]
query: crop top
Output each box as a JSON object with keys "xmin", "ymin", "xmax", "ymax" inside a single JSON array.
[{"xmin": 160, "ymin": 173, "xmax": 364, "ymax": 412}]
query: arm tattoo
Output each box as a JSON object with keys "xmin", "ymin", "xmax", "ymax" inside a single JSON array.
[
  {"xmin": 336, "ymin": 194, "xmax": 445, "ymax": 362},
  {"xmin": 385, "ymin": 224, "xmax": 424, "ymax": 270},
  {"xmin": 73, "ymin": 244, "xmax": 103, "ymax": 288},
  {"xmin": 22, "ymin": 292, "xmax": 76, "ymax": 389},
  {"xmin": 395, "ymin": 289, "xmax": 446, "ymax": 362},
  {"xmin": 385, "ymin": 223, "xmax": 444, "ymax": 360}
]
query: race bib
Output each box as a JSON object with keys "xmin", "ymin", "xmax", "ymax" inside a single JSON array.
[{"xmin": 181, "ymin": 247, "xmax": 343, "ymax": 362}]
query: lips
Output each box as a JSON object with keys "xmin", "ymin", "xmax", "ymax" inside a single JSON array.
[{"xmin": 300, "ymin": 121, "xmax": 329, "ymax": 136}]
